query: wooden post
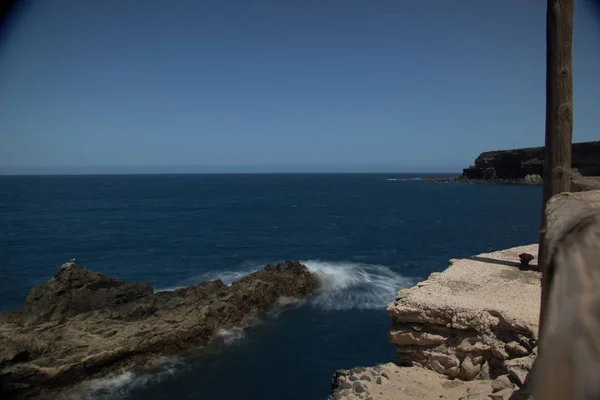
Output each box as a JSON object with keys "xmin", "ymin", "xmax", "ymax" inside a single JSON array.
[
  {"xmin": 538, "ymin": 0, "xmax": 574, "ymax": 339},
  {"xmin": 533, "ymin": 192, "xmax": 600, "ymax": 400}
]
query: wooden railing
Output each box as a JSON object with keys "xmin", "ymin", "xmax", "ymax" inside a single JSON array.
[{"xmin": 533, "ymin": 190, "xmax": 600, "ymax": 399}]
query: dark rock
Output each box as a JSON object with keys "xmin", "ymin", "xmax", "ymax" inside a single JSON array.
[
  {"xmin": 423, "ymin": 141, "xmax": 600, "ymax": 185},
  {"xmin": 359, "ymin": 375, "xmax": 371, "ymax": 382},
  {"xmin": 464, "ymin": 141, "xmax": 600, "ymax": 180},
  {"xmin": 353, "ymin": 382, "xmax": 367, "ymax": 393},
  {"xmin": 14, "ymin": 260, "xmax": 154, "ymax": 325},
  {"xmin": 331, "ymin": 370, "xmax": 349, "ymax": 393},
  {"xmin": 1, "ymin": 260, "xmax": 320, "ymax": 400},
  {"xmin": 376, "ymin": 377, "xmax": 383, "ymax": 384},
  {"xmin": 349, "ymin": 375, "xmax": 358, "ymax": 381},
  {"xmin": 508, "ymin": 367, "xmax": 529, "ymax": 387},
  {"xmin": 482, "ymin": 167, "xmax": 497, "ymax": 180},
  {"xmin": 381, "ymin": 372, "xmax": 390, "ymax": 379}
]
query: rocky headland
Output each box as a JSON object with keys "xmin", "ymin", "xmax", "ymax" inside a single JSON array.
[
  {"xmin": 422, "ymin": 140, "xmax": 600, "ymax": 188},
  {"xmin": 330, "ymin": 245, "xmax": 541, "ymax": 400},
  {"xmin": 0, "ymin": 260, "xmax": 320, "ymax": 400}
]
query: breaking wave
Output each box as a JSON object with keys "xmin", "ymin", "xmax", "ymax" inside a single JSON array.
[
  {"xmin": 167, "ymin": 260, "xmax": 412, "ymax": 312},
  {"xmin": 304, "ymin": 260, "xmax": 413, "ymax": 310},
  {"xmin": 217, "ymin": 328, "xmax": 245, "ymax": 345},
  {"xmin": 72, "ymin": 261, "xmax": 411, "ymax": 399},
  {"xmin": 156, "ymin": 269, "xmax": 253, "ymax": 292},
  {"xmin": 157, "ymin": 258, "xmax": 413, "ymax": 313},
  {"xmin": 62, "ymin": 359, "xmax": 181, "ymax": 400}
]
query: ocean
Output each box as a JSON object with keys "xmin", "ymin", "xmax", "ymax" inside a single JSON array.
[{"xmin": 0, "ymin": 173, "xmax": 542, "ymax": 400}]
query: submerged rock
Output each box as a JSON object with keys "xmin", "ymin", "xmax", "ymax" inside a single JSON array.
[{"xmin": 0, "ymin": 260, "xmax": 320, "ymax": 399}]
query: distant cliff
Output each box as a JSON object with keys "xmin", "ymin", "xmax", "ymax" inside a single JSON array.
[
  {"xmin": 422, "ymin": 141, "xmax": 600, "ymax": 187},
  {"xmin": 462, "ymin": 141, "xmax": 600, "ymax": 181}
]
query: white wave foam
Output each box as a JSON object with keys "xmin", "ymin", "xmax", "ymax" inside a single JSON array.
[
  {"xmin": 387, "ymin": 177, "xmax": 421, "ymax": 181},
  {"xmin": 159, "ymin": 260, "xmax": 412, "ymax": 312},
  {"xmin": 155, "ymin": 285, "xmax": 182, "ymax": 292},
  {"xmin": 65, "ymin": 360, "xmax": 180, "ymax": 400},
  {"xmin": 217, "ymin": 328, "xmax": 245, "ymax": 344},
  {"xmin": 268, "ymin": 296, "xmax": 307, "ymax": 317},
  {"xmin": 304, "ymin": 260, "xmax": 413, "ymax": 311},
  {"xmin": 277, "ymin": 296, "xmax": 305, "ymax": 307},
  {"xmin": 156, "ymin": 269, "xmax": 252, "ymax": 292},
  {"xmin": 84, "ymin": 372, "xmax": 141, "ymax": 398}
]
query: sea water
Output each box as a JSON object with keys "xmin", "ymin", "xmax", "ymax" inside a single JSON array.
[{"xmin": 0, "ymin": 173, "xmax": 541, "ymax": 399}]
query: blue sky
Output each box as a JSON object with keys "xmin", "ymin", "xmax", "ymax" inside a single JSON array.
[{"xmin": 0, "ymin": 0, "xmax": 599, "ymax": 173}]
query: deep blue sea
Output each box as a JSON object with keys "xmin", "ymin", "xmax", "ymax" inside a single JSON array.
[{"xmin": 0, "ymin": 174, "xmax": 542, "ymax": 400}]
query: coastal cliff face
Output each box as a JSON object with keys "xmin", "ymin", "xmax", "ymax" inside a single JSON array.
[
  {"xmin": 0, "ymin": 260, "xmax": 320, "ymax": 400},
  {"xmin": 386, "ymin": 245, "xmax": 539, "ymax": 384},
  {"xmin": 461, "ymin": 140, "xmax": 600, "ymax": 182},
  {"xmin": 330, "ymin": 245, "xmax": 541, "ymax": 400}
]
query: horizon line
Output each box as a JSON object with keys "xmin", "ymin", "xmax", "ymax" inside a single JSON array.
[{"xmin": 0, "ymin": 171, "xmax": 462, "ymax": 177}]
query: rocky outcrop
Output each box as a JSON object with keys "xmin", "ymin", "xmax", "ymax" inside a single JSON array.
[
  {"xmin": 0, "ymin": 260, "xmax": 320, "ymax": 400},
  {"xmin": 423, "ymin": 175, "xmax": 544, "ymax": 186},
  {"xmin": 463, "ymin": 141, "xmax": 600, "ymax": 180},
  {"xmin": 327, "ymin": 245, "xmax": 542, "ymax": 399},
  {"xmin": 424, "ymin": 141, "xmax": 600, "ymax": 186},
  {"xmin": 386, "ymin": 245, "xmax": 540, "ymax": 391}
]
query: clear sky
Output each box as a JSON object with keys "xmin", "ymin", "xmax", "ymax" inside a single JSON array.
[{"xmin": 0, "ymin": 0, "xmax": 599, "ymax": 174}]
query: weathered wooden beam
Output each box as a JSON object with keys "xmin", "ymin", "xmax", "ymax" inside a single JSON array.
[
  {"xmin": 533, "ymin": 190, "xmax": 600, "ymax": 400},
  {"xmin": 538, "ymin": 0, "xmax": 574, "ymax": 341}
]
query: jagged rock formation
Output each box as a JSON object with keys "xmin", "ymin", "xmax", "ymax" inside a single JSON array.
[
  {"xmin": 423, "ymin": 141, "xmax": 600, "ymax": 187},
  {"xmin": 386, "ymin": 245, "xmax": 540, "ymax": 393},
  {"xmin": 462, "ymin": 141, "xmax": 600, "ymax": 181},
  {"xmin": 0, "ymin": 260, "xmax": 320, "ymax": 400}
]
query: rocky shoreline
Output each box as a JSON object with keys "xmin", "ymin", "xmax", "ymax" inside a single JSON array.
[
  {"xmin": 329, "ymin": 245, "xmax": 541, "ymax": 400},
  {"xmin": 421, "ymin": 170, "xmax": 600, "ymax": 191},
  {"xmin": 408, "ymin": 141, "xmax": 600, "ymax": 188},
  {"xmin": 0, "ymin": 260, "xmax": 320, "ymax": 400},
  {"xmin": 421, "ymin": 176, "xmax": 543, "ymax": 186}
]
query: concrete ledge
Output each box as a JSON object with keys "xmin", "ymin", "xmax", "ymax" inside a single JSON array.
[{"xmin": 387, "ymin": 245, "xmax": 540, "ymax": 382}]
